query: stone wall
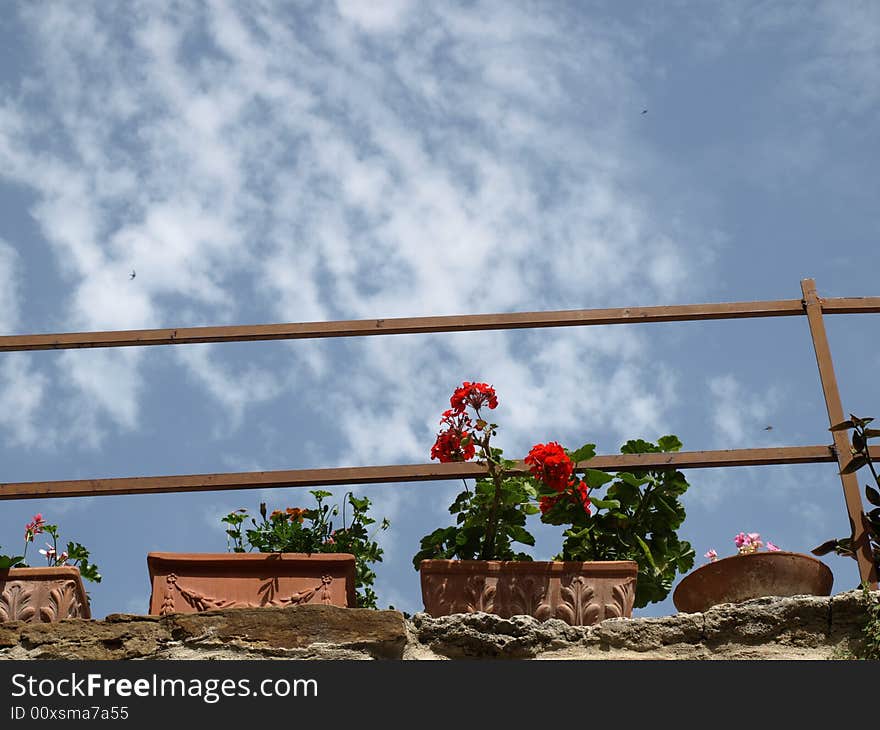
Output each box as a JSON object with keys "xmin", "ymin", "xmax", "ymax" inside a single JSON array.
[{"xmin": 0, "ymin": 590, "xmax": 874, "ymax": 660}]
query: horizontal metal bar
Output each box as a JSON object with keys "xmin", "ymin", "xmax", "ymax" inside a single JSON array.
[
  {"xmin": 0, "ymin": 299, "xmax": 810, "ymax": 352},
  {"xmin": 3, "ymin": 444, "xmax": 875, "ymax": 501}
]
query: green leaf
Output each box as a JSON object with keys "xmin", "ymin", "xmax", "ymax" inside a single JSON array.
[
  {"xmin": 584, "ymin": 469, "xmax": 614, "ymax": 488},
  {"xmin": 866, "ymin": 485, "xmax": 880, "ymax": 507},
  {"xmin": 620, "ymin": 439, "xmax": 659, "ymax": 455},
  {"xmin": 589, "ymin": 497, "xmax": 621, "ymax": 510},
  {"xmin": 657, "ymin": 435, "xmax": 683, "ymax": 453},
  {"xmin": 635, "ymin": 536, "xmax": 658, "ymax": 571},
  {"xmin": 863, "ymin": 429, "xmax": 880, "ymax": 439},
  {"xmin": 617, "ymin": 472, "xmax": 650, "ymax": 488},
  {"xmin": 507, "ymin": 525, "xmax": 536, "ymax": 546},
  {"xmin": 568, "ymin": 443, "xmax": 596, "ymax": 464},
  {"xmin": 841, "ymin": 455, "xmax": 868, "ymax": 475},
  {"xmin": 852, "ymin": 431, "xmax": 867, "ymax": 452},
  {"xmin": 811, "ymin": 539, "xmax": 841, "ymax": 556},
  {"xmin": 829, "ymin": 419, "xmax": 855, "ymax": 432}
]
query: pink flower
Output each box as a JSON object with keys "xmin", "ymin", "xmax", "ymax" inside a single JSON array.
[
  {"xmin": 25, "ymin": 514, "xmax": 46, "ymax": 541},
  {"xmin": 766, "ymin": 541, "xmax": 780, "ymax": 552},
  {"xmin": 704, "ymin": 549, "xmax": 718, "ymax": 562},
  {"xmin": 733, "ymin": 532, "xmax": 747, "ymax": 548}
]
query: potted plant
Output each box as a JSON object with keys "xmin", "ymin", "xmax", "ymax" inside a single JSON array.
[
  {"xmin": 673, "ymin": 532, "xmax": 833, "ymax": 613},
  {"xmin": 0, "ymin": 513, "xmax": 101, "ymax": 623},
  {"xmin": 147, "ymin": 491, "xmax": 390, "ymax": 615},
  {"xmin": 413, "ymin": 381, "xmax": 695, "ymax": 625}
]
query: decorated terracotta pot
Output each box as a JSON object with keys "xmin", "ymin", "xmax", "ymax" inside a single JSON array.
[
  {"xmin": 419, "ymin": 559, "xmax": 638, "ymax": 626},
  {"xmin": 0, "ymin": 566, "xmax": 91, "ymax": 623},
  {"xmin": 146, "ymin": 552, "xmax": 357, "ymax": 615}
]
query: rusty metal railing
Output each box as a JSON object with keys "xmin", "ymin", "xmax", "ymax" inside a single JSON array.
[{"xmin": 1, "ymin": 277, "xmax": 877, "ymax": 587}]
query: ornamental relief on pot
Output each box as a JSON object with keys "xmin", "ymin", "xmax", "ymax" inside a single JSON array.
[
  {"xmin": 464, "ymin": 575, "xmax": 496, "ymax": 614},
  {"xmin": 504, "ymin": 575, "xmax": 548, "ymax": 618},
  {"xmin": 0, "ymin": 583, "xmax": 35, "ymax": 622},
  {"xmin": 420, "ymin": 567, "xmax": 638, "ymax": 626},
  {"xmin": 0, "ymin": 578, "xmax": 88, "ymax": 623},
  {"xmin": 422, "ymin": 575, "xmax": 497, "ymax": 616},
  {"xmin": 160, "ymin": 573, "xmax": 337, "ymax": 615},
  {"xmin": 39, "ymin": 581, "xmax": 83, "ymax": 622}
]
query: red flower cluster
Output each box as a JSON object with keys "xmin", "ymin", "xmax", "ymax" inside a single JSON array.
[
  {"xmin": 450, "ymin": 381, "xmax": 498, "ymax": 414},
  {"xmin": 525, "ymin": 442, "xmax": 574, "ymax": 492},
  {"xmin": 539, "ymin": 495, "xmax": 559, "ymax": 515},
  {"xmin": 431, "ymin": 383, "xmax": 497, "ymax": 463},
  {"xmin": 528, "ymin": 444, "xmax": 591, "ymax": 515},
  {"xmin": 431, "ymin": 409, "xmax": 476, "ymax": 463},
  {"xmin": 431, "ymin": 430, "xmax": 475, "ymax": 462}
]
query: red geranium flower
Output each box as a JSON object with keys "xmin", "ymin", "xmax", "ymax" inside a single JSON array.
[
  {"xmin": 525, "ymin": 442, "xmax": 574, "ymax": 492},
  {"xmin": 539, "ymin": 495, "xmax": 559, "ymax": 515},
  {"xmin": 431, "ymin": 428, "xmax": 475, "ymax": 462},
  {"xmin": 450, "ymin": 381, "xmax": 498, "ymax": 414},
  {"xmin": 573, "ymin": 481, "xmax": 591, "ymax": 514}
]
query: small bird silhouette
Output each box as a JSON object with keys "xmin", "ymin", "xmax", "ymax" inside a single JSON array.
[
  {"xmin": 763, "ymin": 425, "xmax": 773, "ymax": 431},
  {"xmin": 129, "ymin": 270, "xmax": 136, "ymax": 280},
  {"xmin": 641, "ymin": 109, "xmax": 648, "ymax": 114}
]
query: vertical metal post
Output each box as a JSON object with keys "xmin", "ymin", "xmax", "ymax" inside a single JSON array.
[{"xmin": 801, "ymin": 278, "xmax": 877, "ymax": 588}]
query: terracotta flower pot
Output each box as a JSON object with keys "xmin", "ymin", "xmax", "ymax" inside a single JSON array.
[
  {"xmin": 147, "ymin": 552, "xmax": 357, "ymax": 616},
  {"xmin": 419, "ymin": 559, "xmax": 638, "ymax": 626},
  {"xmin": 672, "ymin": 551, "xmax": 834, "ymax": 614},
  {"xmin": 0, "ymin": 566, "xmax": 92, "ymax": 623}
]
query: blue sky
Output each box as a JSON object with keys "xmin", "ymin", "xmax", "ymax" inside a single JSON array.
[{"xmin": 0, "ymin": 1, "xmax": 878, "ymax": 619}]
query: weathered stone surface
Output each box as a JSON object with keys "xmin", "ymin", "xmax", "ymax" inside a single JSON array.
[
  {"xmin": 164, "ymin": 605, "xmax": 407, "ymax": 658},
  {"xmin": 590, "ymin": 613, "xmax": 705, "ymax": 652},
  {"xmin": 702, "ymin": 594, "xmax": 832, "ymax": 648},
  {"xmin": 410, "ymin": 611, "xmax": 587, "ymax": 659},
  {"xmin": 0, "ymin": 591, "xmax": 875, "ymax": 660}
]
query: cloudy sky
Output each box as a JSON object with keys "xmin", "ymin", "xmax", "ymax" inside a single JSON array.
[{"xmin": 0, "ymin": 0, "xmax": 878, "ymax": 619}]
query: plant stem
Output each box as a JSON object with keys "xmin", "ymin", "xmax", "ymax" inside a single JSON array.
[
  {"xmin": 858, "ymin": 428, "xmax": 880, "ymax": 486},
  {"xmin": 477, "ymin": 415, "xmax": 503, "ymax": 560}
]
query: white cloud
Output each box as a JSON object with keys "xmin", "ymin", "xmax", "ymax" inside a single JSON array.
[
  {"xmin": 175, "ymin": 345, "xmax": 284, "ymax": 435},
  {"xmin": 336, "ymin": 0, "xmax": 414, "ymax": 34},
  {"xmin": 0, "ymin": 1, "xmax": 716, "ymax": 461},
  {"xmin": 708, "ymin": 374, "xmax": 779, "ymax": 447},
  {"xmin": 60, "ymin": 349, "xmax": 144, "ymax": 434},
  {"xmin": 0, "ymin": 238, "xmax": 20, "ymax": 332},
  {"xmin": 0, "ymin": 354, "xmax": 49, "ymax": 448}
]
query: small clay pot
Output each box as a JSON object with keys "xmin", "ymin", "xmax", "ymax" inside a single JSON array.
[
  {"xmin": 0, "ymin": 566, "xmax": 92, "ymax": 623},
  {"xmin": 672, "ymin": 551, "xmax": 833, "ymax": 614}
]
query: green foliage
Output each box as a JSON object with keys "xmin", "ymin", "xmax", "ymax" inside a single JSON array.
[
  {"xmin": 860, "ymin": 585, "xmax": 880, "ymax": 661},
  {"xmin": 412, "ymin": 461, "xmax": 538, "ymax": 568},
  {"xmin": 7, "ymin": 517, "xmax": 102, "ymax": 583},
  {"xmin": 65, "ymin": 542, "xmax": 101, "ymax": 584},
  {"xmin": 536, "ymin": 436, "xmax": 695, "ymax": 609},
  {"xmin": 222, "ymin": 491, "xmax": 390, "ymax": 609},
  {"xmin": 0, "ymin": 550, "xmax": 25, "ymax": 570},
  {"xmin": 812, "ymin": 414, "xmax": 880, "ymax": 575}
]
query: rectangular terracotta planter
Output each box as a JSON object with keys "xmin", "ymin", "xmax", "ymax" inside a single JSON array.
[
  {"xmin": 147, "ymin": 552, "xmax": 357, "ymax": 615},
  {"xmin": 0, "ymin": 566, "xmax": 91, "ymax": 623},
  {"xmin": 419, "ymin": 559, "xmax": 638, "ymax": 626}
]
